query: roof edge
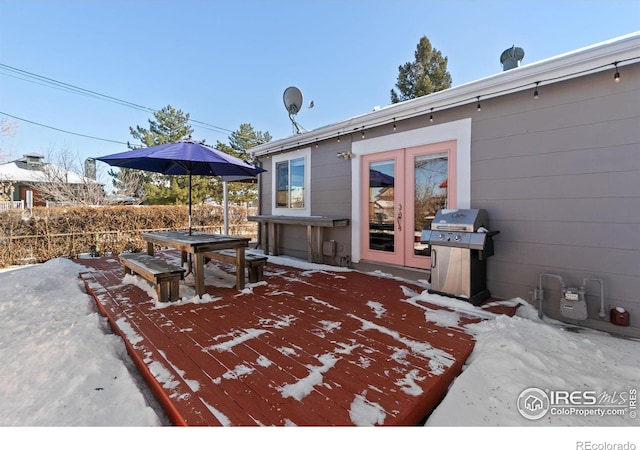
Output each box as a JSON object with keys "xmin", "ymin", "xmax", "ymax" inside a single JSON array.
[{"xmin": 251, "ymin": 32, "xmax": 640, "ymax": 157}]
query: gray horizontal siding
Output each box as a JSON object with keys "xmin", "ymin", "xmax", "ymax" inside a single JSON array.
[
  {"xmin": 257, "ymin": 168, "xmax": 273, "ymax": 215},
  {"xmin": 254, "ymin": 61, "xmax": 640, "ymax": 337},
  {"xmin": 477, "ymin": 197, "xmax": 640, "ymax": 224},
  {"xmin": 308, "ymin": 142, "xmax": 353, "ymax": 253},
  {"xmin": 471, "ymin": 64, "xmax": 640, "ymax": 334},
  {"xmin": 474, "ymin": 171, "xmax": 639, "ymax": 201},
  {"xmin": 255, "ymin": 143, "xmax": 353, "ymax": 260},
  {"xmin": 309, "ymin": 140, "xmax": 353, "ymax": 217},
  {"xmin": 488, "ymin": 219, "xmax": 639, "ymax": 251}
]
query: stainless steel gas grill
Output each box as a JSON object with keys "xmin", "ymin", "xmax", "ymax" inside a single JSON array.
[{"xmin": 420, "ymin": 209, "xmax": 499, "ymax": 305}]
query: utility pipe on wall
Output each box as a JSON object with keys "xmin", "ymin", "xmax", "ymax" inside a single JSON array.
[
  {"xmin": 536, "ymin": 273, "xmax": 566, "ymax": 319},
  {"xmin": 583, "ymin": 277, "xmax": 606, "ymax": 319},
  {"xmin": 535, "ymin": 273, "xmax": 607, "ymax": 321}
]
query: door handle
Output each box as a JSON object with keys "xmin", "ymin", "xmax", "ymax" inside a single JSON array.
[
  {"xmin": 431, "ymin": 248, "xmax": 436, "ymax": 268},
  {"xmin": 397, "ymin": 203, "xmax": 403, "ymax": 231}
]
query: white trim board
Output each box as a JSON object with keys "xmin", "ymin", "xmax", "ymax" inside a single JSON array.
[{"xmin": 349, "ymin": 118, "xmax": 472, "ymax": 263}]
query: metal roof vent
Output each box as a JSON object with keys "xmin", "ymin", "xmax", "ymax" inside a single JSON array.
[
  {"xmin": 22, "ymin": 153, "xmax": 45, "ymax": 167},
  {"xmin": 500, "ymin": 45, "xmax": 525, "ymax": 71}
]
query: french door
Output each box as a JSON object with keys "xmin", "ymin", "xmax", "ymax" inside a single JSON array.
[{"xmin": 360, "ymin": 141, "xmax": 456, "ymax": 269}]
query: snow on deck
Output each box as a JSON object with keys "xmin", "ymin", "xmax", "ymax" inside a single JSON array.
[{"xmin": 77, "ymin": 251, "xmax": 518, "ymax": 426}]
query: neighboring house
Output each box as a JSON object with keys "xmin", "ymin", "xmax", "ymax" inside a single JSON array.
[
  {"xmin": 249, "ymin": 32, "xmax": 640, "ymax": 338},
  {"xmin": 0, "ymin": 153, "xmax": 100, "ymax": 207}
]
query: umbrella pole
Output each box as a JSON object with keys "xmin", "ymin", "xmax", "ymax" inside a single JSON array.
[
  {"xmin": 188, "ymin": 172, "xmax": 192, "ymax": 235},
  {"xmin": 223, "ymin": 180, "xmax": 229, "ymax": 235}
]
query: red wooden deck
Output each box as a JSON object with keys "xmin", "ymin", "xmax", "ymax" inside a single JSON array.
[{"xmin": 76, "ymin": 251, "xmax": 518, "ymax": 426}]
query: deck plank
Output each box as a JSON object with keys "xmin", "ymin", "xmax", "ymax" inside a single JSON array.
[
  {"xmin": 77, "ymin": 251, "xmax": 518, "ymax": 426},
  {"xmin": 84, "ymin": 270, "xmax": 259, "ymax": 425}
]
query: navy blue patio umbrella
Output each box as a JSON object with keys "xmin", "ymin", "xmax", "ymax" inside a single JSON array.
[{"xmin": 97, "ymin": 139, "xmax": 266, "ymax": 233}]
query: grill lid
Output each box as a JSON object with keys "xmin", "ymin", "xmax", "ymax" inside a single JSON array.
[{"xmin": 430, "ymin": 208, "xmax": 488, "ymax": 232}]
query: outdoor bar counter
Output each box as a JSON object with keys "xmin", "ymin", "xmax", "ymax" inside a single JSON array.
[{"xmin": 248, "ymin": 215, "xmax": 349, "ymax": 263}]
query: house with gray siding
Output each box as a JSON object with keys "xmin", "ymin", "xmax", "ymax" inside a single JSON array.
[{"xmin": 248, "ymin": 32, "xmax": 640, "ymax": 338}]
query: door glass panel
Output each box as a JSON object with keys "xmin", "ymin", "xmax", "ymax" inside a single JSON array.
[
  {"xmin": 368, "ymin": 160, "xmax": 395, "ymax": 252},
  {"xmin": 413, "ymin": 152, "xmax": 448, "ymax": 255}
]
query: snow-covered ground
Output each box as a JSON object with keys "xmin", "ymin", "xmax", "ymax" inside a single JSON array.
[{"xmin": 0, "ymin": 256, "xmax": 638, "ymax": 448}]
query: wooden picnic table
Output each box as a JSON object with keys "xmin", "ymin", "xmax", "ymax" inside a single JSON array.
[{"xmin": 142, "ymin": 230, "xmax": 250, "ymax": 297}]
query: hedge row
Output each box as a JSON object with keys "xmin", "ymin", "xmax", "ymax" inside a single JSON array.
[{"xmin": 0, "ymin": 205, "xmax": 257, "ymax": 267}]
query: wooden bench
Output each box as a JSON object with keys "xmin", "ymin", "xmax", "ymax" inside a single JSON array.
[
  {"xmin": 204, "ymin": 250, "xmax": 268, "ymax": 283},
  {"xmin": 120, "ymin": 253, "xmax": 186, "ymax": 302}
]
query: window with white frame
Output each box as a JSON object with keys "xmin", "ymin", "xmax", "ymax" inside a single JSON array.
[{"xmin": 272, "ymin": 148, "xmax": 310, "ymax": 215}]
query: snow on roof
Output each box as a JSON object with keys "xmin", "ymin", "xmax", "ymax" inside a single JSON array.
[{"xmin": 0, "ymin": 160, "xmax": 88, "ymax": 184}]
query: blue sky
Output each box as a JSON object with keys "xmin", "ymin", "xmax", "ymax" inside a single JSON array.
[{"xmin": 1, "ymin": 0, "xmax": 639, "ymax": 168}]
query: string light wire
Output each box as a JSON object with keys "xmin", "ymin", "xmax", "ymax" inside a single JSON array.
[
  {"xmin": 2, "ymin": 55, "xmax": 636, "ymax": 151},
  {"xmin": 266, "ymin": 56, "xmax": 638, "ymax": 152}
]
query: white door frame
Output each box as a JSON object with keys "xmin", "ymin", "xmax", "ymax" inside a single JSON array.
[{"xmin": 350, "ymin": 118, "xmax": 472, "ymax": 264}]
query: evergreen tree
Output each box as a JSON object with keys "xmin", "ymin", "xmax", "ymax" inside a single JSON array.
[
  {"xmin": 390, "ymin": 35, "xmax": 452, "ymax": 103},
  {"xmin": 114, "ymin": 113, "xmax": 270, "ymax": 208},
  {"xmin": 114, "ymin": 105, "xmax": 203, "ymax": 204},
  {"xmin": 225, "ymin": 123, "xmax": 271, "ymax": 161},
  {"xmin": 129, "ymin": 105, "xmax": 193, "ymax": 147},
  {"xmin": 214, "ymin": 124, "xmax": 271, "ymax": 205}
]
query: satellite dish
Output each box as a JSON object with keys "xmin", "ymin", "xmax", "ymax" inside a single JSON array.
[
  {"xmin": 283, "ymin": 86, "xmax": 303, "ymax": 115},
  {"xmin": 283, "ymin": 86, "xmax": 306, "ymax": 134}
]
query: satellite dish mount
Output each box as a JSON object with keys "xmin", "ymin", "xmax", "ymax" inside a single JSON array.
[{"xmin": 283, "ymin": 86, "xmax": 305, "ymax": 134}]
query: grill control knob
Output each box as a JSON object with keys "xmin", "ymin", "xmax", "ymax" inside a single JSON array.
[
  {"xmin": 438, "ymin": 233, "xmax": 445, "ymax": 240},
  {"xmin": 455, "ymin": 235, "xmax": 461, "ymax": 241}
]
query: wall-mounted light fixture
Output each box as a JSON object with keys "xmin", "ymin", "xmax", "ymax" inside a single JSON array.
[
  {"xmin": 614, "ymin": 62, "xmax": 620, "ymax": 83},
  {"xmin": 534, "ymin": 82, "xmax": 540, "ymax": 99},
  {"xmin": 337, "ymin": 150, "xmax": 354, "ymax": 160}
]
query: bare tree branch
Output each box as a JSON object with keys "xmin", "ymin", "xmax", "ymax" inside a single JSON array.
[
  {"xmin": 24, "ymin": 145, "xmax": 105, "ymax": 206},
  {"xmin": 0, "ymin": 118, "xmax": 18, "ymax": 163}
]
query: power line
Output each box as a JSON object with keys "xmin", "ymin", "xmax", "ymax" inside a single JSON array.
[
  {"xmin": 1, "ymin": 71, "xmax": 122, "ymax": 105},
  {"xmin": 0, "ymin": 63, "xmax": 235, "ymax": 135},
  {"xmin": 0, "ymin": 111, "xmax": 129, "ymax": 145},
  {"xmin": 0, "ymin": 64, "xmax": 154, "ymax": 113}
]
